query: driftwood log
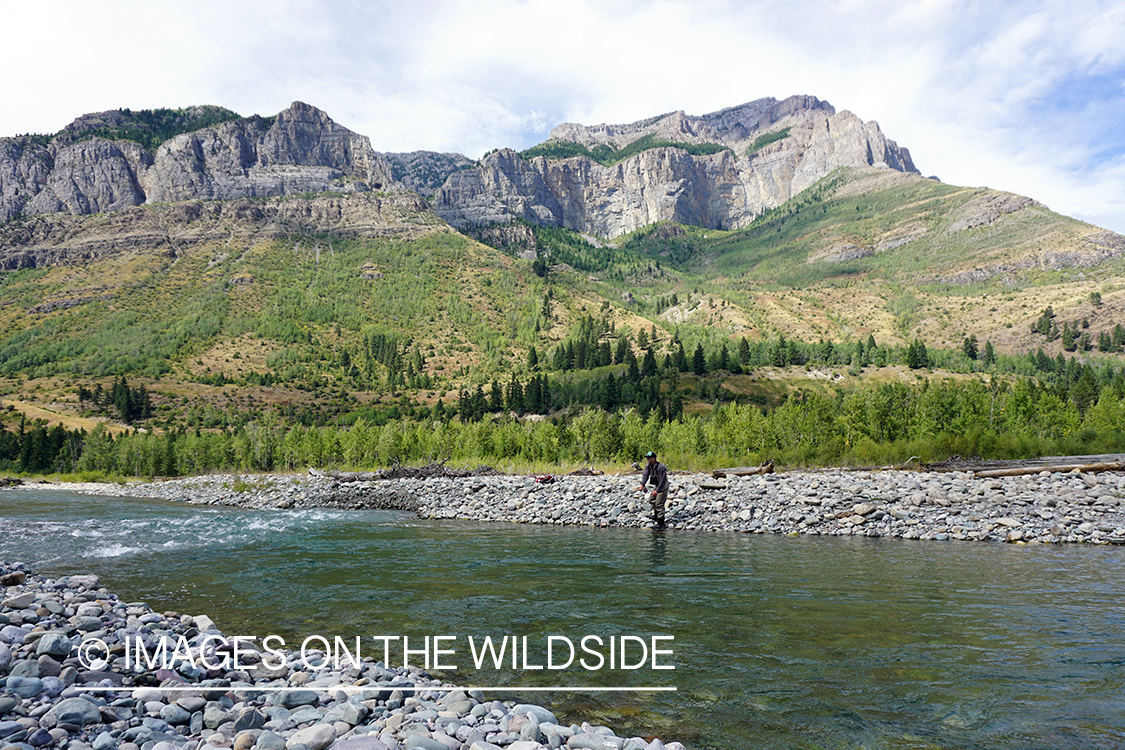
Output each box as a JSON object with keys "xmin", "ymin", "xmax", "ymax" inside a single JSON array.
[
  {"xmin": 974, "ymin": 460, "xmax": 1125, "ymax": 478},
  {"xmin": 712, "ymin": 460, "xmax": 775, "ymax": 478},
  {"xmin": 309, "ymin": 461, "xmax": 500, "ymax": 481}
]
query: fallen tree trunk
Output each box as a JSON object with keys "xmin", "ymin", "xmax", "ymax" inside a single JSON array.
[
  {"xmin": 974, "ymin": 460, "xmax": 1125, "ymax": 478},
  {"xmin": 309, "ymin": 462, "xmax": 500, "ymax": 481},
  {"xmin": 712, "ymin": 461, "xmax": 774, "ymax": 478}
]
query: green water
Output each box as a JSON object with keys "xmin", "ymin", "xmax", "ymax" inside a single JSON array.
[{"xmin": 3, "ymin": 489, "xmax": 1125, "ymax": 749}]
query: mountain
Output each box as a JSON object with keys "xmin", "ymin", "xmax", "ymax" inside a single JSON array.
[
  {"xmin": 432, "ymin": 96, "xmax": 917, "ymax": 238},
  {"xmin": 0, "ymin": 102, "xmax": 397, "ymax": 225},
  {"xmin": 1, "ymin": 96, "xmax": 1124, "ymax": 438},
  {"xmin": 2, "ymin": 96, "xmax": 914, "ymax": 241}
]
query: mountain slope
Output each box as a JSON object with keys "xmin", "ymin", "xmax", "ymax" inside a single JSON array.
[{"xmin": 613, "ymin": 166, "xmax": 1125, "ymax": 352}]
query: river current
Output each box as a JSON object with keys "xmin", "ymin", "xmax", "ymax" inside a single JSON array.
[{"xmin": 2, "ymin": 488, "xmax": 1124, "ymax": 749}]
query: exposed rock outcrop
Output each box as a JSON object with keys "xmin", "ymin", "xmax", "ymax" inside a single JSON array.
[
  {"xmin": 0, "ymin": 191, "xmax": 443, "ymax": 270},
  {"xmin": 0, "ymin": 102, "xmax": 399, "ymax": 223},
  {"xmin": 378, "ymin": 150, "xmax": 477, "ymax": 195},
  {"xmin": 432, "ymin": 96, "xmax": 918, "ymax": 238},
  {"xmin": 948, "ymin": 193, "xmax": 1040, "ymax": 233}
]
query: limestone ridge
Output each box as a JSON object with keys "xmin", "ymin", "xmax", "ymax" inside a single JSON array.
[
  {"xmin": 376, "ymin": 150, "xmax": 477, "ymax": 195},
  {"xmin": 1, "ymin": 96, "xmax": 917, "ymax": 242},
  {"xmin": 431, "ymin": 95, "xmax": 919, "ymax": 238},
  {"xmin": 0, "ymin": 102, "xmax": 399, "ymax": 223}
]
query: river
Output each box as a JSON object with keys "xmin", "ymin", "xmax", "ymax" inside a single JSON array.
[{"xmin": 2, "ymin": 488, "xmax": 1124, "ymax": 749}]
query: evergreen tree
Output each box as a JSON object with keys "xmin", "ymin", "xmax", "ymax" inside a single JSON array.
[
  {"xmin": 1071, "ymin": 368, "xmax": 1098, "ymax": 415},
  {"xmin": 614, "ymin": 335, "xmax": 630, "ymax": 365},
  {"xmin": 627, "ymin": 352, "xmax": 641, "ymax": 384},
  {"xmin": 506, "ymin": 376, "xmax": 524, "ymax": 414},
  {"xmin": 597, "ymin": 340, "xmax": 613, "ymax": 368},
  {"xmin": 907, "ymin": 339, "xmax": 930, "ymax": 369},
  {"xmin": 472, "ymin": 385, "xmax": 487, "ymax": 422},
  {"xmin": 1062, "ymin": 322, "xmax": 1077, "ymax": 352},
  {"xmin": 982, "ymin": 340, "xmax": 996, "ymax": 366},
  {"xmin": 535, "ymin": 375, "xmax": 551, "ymax": 413},
  {"xmin": 770, "ymin": 335, "xmax": 789, "ymax": 367},
  {"xmin": 962, "ymin": 335, "xmax": 979, "ymax": 360},
  {"xmin": 675, "ymin": 341, "xmax": 688, "ymax": 372},
  {"xmin": 692, "ymin": 344, "xmax": 707, "ymax": 375},
  {"xmin": 669, "ymin": 393, "xmax": 684, "ymax": 421},
  {"xmin": 601, "ymin": 373, "xmax": 619, "ymax": 411},
  {"xmin": 525, "ymin": 377, "xmax": 540, "ymax": 414},
  {"xmin": 737, "ymin": 337, "xmax": 750, "ymax": 368},
  {"xmin": 1034, "ymin": 306, "xmax": 1055, "ymax": 336}
]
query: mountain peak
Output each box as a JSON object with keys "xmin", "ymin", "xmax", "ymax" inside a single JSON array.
[{"xmin": 435, "ymin": 96, "xmax": 917, "ymax": 237}]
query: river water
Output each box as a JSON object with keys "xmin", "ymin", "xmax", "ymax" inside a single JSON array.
[{"xmin": 2, "ymin": 488, "xmax": 1125, "ymax": 749}]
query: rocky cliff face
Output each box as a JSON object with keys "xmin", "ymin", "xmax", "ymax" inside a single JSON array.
[
  {"xmin": 377, "ymin": 150, "xmax": 477, "ymax": 195},
  {"xmin": 0, "ymin": 191, "xmax": 443, "ymax": 271},
  {"xmin": 0, "ymin": 102, "xmax": 398, "ymax": 223},
  {"xmin": 432, "ymin": 95, "xmax": 918, "ymax": 238},
  {"xmin": 1, "ymin": 96, "xmax": 919, "ymax": 245}
]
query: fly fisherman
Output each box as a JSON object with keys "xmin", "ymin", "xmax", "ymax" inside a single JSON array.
[{"xmin": 637, "ymin": 450, "xmax": 668, "ymax": 528}]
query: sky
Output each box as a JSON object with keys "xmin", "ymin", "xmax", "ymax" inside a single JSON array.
[{"xmin": 5, "ymin": 0, "xmax": 1125, "ymax": 233}]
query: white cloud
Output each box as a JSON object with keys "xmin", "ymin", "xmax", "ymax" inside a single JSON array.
[{"xmin": 4, "ymin": 0, "xmax": 1124, "ymax": 232}]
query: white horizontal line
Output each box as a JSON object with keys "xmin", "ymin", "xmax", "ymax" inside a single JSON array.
[{"xmin": 75, "ymin": 685, "xmax": 676, "ymax": 693}]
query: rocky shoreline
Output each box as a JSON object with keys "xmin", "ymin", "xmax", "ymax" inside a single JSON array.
[
  {"xmin": 0, "ymin": 562, "xmax": 682, "ymax": 750},
  {"xmin": 28, "ymin": 466, "xmax": 1125, "ymax": 545}
]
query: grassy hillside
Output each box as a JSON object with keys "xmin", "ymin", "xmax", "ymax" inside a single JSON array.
[{"xmin": 619, "ymin": 168, "xmax": 1125, "ymax": 353}]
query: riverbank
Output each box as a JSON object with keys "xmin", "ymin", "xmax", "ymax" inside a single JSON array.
[
  {"xmin": 19, "ymin": 466, "xmax": 1125, "ymax": 544},
  {"xmin": 0, "ymin": 561, "xmax": 682, "ymax": 750}
]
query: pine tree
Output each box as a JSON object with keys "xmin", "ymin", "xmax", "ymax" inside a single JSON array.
[
  {"xmin": 472, "ymin": 385, "xmax": 487, "ymax": 422},
  {"xmin": 602, "ymin": 373, "xmax": 619, "ymax": 411},
  {"xmin": 506, "ymin": 376, "xmax": 524, "ymax": 414},
  {"xmin": 458, "ymin": 389, "xmax": 470, "ymax": 422},
  {"xmin": 962, "ymin": 335, "xmax": 978, "ymax": 360},
  {"xmin": 614, "ymin": 335, "xmax": 630, "ymax": 365},
  {"xmin": 692, "ymin": 344, "xmax": 707, "ymax": 375},
  {"xmin": 1062, "ymin": 322, "xmax": 1077, "ymax": 352},
  {"xmin": 907, "ymin": 339, "xmax": 930, "ymax": 369},
  {"xmin": 982, "ymin": 340, "xmax": 996, "ymax": 366}
]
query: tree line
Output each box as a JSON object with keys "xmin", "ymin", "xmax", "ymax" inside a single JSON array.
[{"xmin": 7, "ymin": 365, "xmax": 1125, "ymax": 478}]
